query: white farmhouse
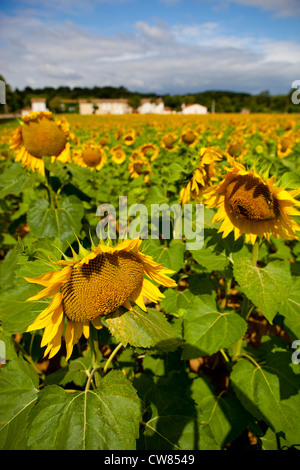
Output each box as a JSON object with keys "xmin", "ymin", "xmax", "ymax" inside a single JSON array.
[
  {"xmin": 31, "ymin": 97, "xmax": 48, "ymax": 112},
  {"xmin": 137, "ymin": 98, "xmax": 164, "ymax": 114},
  {"xmin": 181, "ymin": 103, "xmax": 208, "ymax": 114},
  {"xmin": 79, "ymin": 99, "xmax": 132, "ymax": 115}
]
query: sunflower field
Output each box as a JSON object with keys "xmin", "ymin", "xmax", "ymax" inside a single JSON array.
[{"xmin": 0, "ymin": 111, "xmax": 300, "ymax": 451}]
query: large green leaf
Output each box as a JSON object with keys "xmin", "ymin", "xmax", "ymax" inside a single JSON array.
[
  {"xmin": 0, "ymin": 238, "xmax": 63, "ymax": 333},
  {"xmin": 104, "ymin": 306, "xmax": 182, "ymax": 352},
  {"xmin": 143, "ymin": 238, "xmax": 185, "ymax": 273},
  {"xmin": 182, "ymin": 297, "xmax": 247, "ymax": 359},
  {"xmin": 278, "ymin": 277, "xmax": 300, "ymax": 339},
  {"xmin": 0, "ymin": 163, "xmax": 36, "ymax": 198},
  {"xmin": 231, "ymin": 350, "xmax": 300, "ymax": 445},
  {"xmin": 26, "ymin": 370, "xmax": 142, "ymax": 450},
  {"xmin": 160, "ymin": 288, "xmax": 196, "ymax": 317},
  {"xmin": 233, "ymin": 256, "xmax": 291, "ymax": 323},
  {"xmin": 27, "ymin": 194, "xmax": 84, "ymax": 250},
  {"xmin": 0, "ymin": 358, "xmax": 39, "ymax": 449},
  {"xmin": 191, "ymin": 229, "xmax": 233, "ymax": 272},
  {"xmin": 134, "ymin": 372, "xmax": 219, "ymax": 450},
  {"xmin": 191, "ymin": 376, "xmax": 250, "ymax": 448}
]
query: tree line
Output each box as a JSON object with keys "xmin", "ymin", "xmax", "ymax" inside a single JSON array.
[{"xmin": 1, "ymin": 75, "xmax": 299, "ymax": 114}]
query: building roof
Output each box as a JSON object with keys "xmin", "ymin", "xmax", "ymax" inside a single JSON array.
[{"xmin": 30, "ymin": 97, "xmax": 46, "ymax": 102}]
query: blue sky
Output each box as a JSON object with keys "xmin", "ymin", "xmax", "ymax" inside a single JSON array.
[{"xmin": 1, "ymin": 0, "xmax": 300, "ymax": 95}]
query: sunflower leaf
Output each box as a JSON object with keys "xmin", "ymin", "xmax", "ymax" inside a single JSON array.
[
  {"xmin": 26, "ymin": 370, "xmax": 142, "ymax": 450},
  {"xmin": 278, "ymin": 277, "xmax": 300, "ymax": 339},
  {"xmin": 182, "ymin": 296, "xmax": 247, "ymax": 359},
  {"xmin": 134, "ymin": 370, "xmax": 219, "ymax": 450},
  {"xmin": 233, "ymin": 256, "xmax": 291, "ymax": 323},
  {"xmin": 231, "ymin": 350, "xmax": 300, "ymax": 446},
  {"xmin": 0, "ymin": 358, "xmax": 39, "ymax": 449},
  {"xmin": 27, "ymin": 194, "xmax": 84, "ymax": 251},
  {"xmin": 104, "ymin": 306, "xmax": 182, "ymax": 352},
  {"xmin": 191, "ymin": 375, "xmax": 251, "ymax": 448},
  {"xmin": 143, "ymin": 238, "xmax": 185, "ymax": 273}
]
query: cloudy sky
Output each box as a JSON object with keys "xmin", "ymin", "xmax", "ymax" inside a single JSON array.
[{"xmin": 0, "ymin": 0, "xmax": 300, "ymax": 95}]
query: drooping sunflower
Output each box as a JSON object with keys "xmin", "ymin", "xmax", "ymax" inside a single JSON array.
[
  {"xmin": 122, "ymin": 130, "xmax": 136, "ymax": 146},
  {"xmin": 10, "ymin": 111, "xmax": 73, "ymax": 175},
  {"xmin": 110, "ymin": 145, "xmax": 126, "ymax": 165},
  {"xmin": 25, "ymin": 238, "xmax": 177, "ymax": 360},
  {"xmin": 72, "ymin": 142, "xmax": 107, "ymax": 171},
  {"xmin": 225, "ymin": 138, "xmax": 248, "ymax": 161},
  {"xmin": 128, "ymin": 157, "xmax": 151, "ymax": 183},
  {"xmin": 160, "ymin": 132, "xmax": 178, "ymax": 151},
  {"xmin": 179, "ymin": 127, "xmax": 199, "ymax": 147},
  {"xmin": 277, "ymin": 135, "xmax": 294, "ymax": 159},
  {"xmin": 203, "ymin": 156, "xmax": 300, "ymax": 244},
  {"xmin": 179, "ymin": 147, "xmax": 222, "ymax": 205},
  {"xmin": 139, "ymin": 143, "xmax": 159, "ymax": 162}
]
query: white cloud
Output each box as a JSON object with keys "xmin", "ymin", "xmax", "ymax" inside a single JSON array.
[
  {"xmin": 0, "ymin": 13, "xmax": 299, "ymax": 95},
  {"xmin": 223, "ymin": 0, "xmax": 300, "ymax": 17}
]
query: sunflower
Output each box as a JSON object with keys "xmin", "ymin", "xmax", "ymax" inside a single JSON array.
[
  {"xmin": 160, "ymin": 132, "xmax": 178, "ymax": 151},
  {"xmin": 110, "ymin": 145, "xmax": 126, "ymax": 164},
  {"xmin": 179, "ymin": 147, "xmax": 222, "ymax": 205},
  {"xmin": 225, "ymin": 138, "xmax": 248, "ymax": 161},
  {"xmin": 25, "ymin": 238, "xmax": 177, "ymax": 360},
  {"xmin": 128, "ymin": 157, "xmax": 151, "ymax": 183},
  {"xmin": 72, "ymin": 142, "xmax": 107, "ymax": 170},
  {"xmin": 139, "ymin": 143, "xmax": 159, "ymax": 162},
  {"xmin": 277, "ymin": 135, "xmax": 294, "ymax": 159},
  {"xmin": 10, "ymin": 111, "xmax": 72, "ymax": 176},
  {"xmin": 122, "ymin": 130, "xmax": 136, "ymax": 146},
  {"xmin": 203, "ymin": 156, "xmax": 300, "ymax": 244},
  {"xmin": 179, "ymin": 127, "xmax": 199, "ymax": 147}
]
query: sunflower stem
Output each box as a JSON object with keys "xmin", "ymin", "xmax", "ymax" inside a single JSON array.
[
  {"xmin": 88, "ymin": 323, "xmax": 101, "ymax": 388},
  {"xmin": 251, "ymin": 240, "xmax": 260, "ymax": 267},
  {"xmin": 44, "ymin": 167, "xmax": 56, "ymax": 209},
  {"xmin": 103, "ymin": 343, "xmax": 123, "ymax": 375}
]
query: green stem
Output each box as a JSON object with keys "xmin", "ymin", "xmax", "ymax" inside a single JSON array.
[
  {"xmin": 103, "ymin": 343, "xmax": 123, "ymax": 375},
  {"xmin": 232, "ymin": 296, "xmax": 253, "ymax": 362},
  {"xmin": 44, "ymin": 168, "xmax": 56, "ymax": 209},
  {"xmin": 88, "ymin": 323, "xmax": 102, "ymax": 388},
  {"xmin": 251, "ymin": 240, "xmax": 260, "ymax": 267}
]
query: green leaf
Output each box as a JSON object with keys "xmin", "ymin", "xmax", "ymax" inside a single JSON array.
[
  {"xmin": 27, "ymin": 194, "xmax": 84, "ymax": 250},
  {"xmin": 182, "ymin": 297, "xmax": 247, "ymax": 359},
  {"xmin": 233, "ymin": 256, "xmax": 291, "ymax": 323},
  {"xmin": 191, "ymin": 376, "xmax": 250, "ymax": 447},
  {"xmin": 0, "ymin": 283, "xmax": 47, "ymax": 333},
  {"xmin": 191, "ymin": 229, "xmax": 231, "ymax": 271},
  {"xmin": 44, "ymin": 354, "xmax": 92, "ymax": 387},
  {"xmin": 278, "ymin": 277, "xmax": 300, "ymax": 339},
  {"xmin": 105, "ymin": 306, "xmax": 182, "ymax": 352},
  {"xmin": 279, "ymin": 171, "xmax": 300, "ymax": 190},
  {"xmin": 0, "ymin": 238, "xmax": 63, "ymax": 333},
  {"xmin": 160, "ymin": 288, "xmax": 196, "ymax": 317},
  {"xmin": 134, "ymin": 372, "xmax": 219, "ymax": 450},
  {"xmin": 143, "ymin": 238, "xmax": 185, "ymax": 273},
  {"xmin": 0, "ymin": 163, "xmax": 35, "ymax": 198},
  {"xmin": 0, "ymin": 358, "xmax": 39, "ymax": 449},
  {"xmin": 26, "ymin": 370, "xmax": 142, "ymax": 450},
  {"xmin": 231, "ymin": 350, "xmax": 300, "ymax": 445}
]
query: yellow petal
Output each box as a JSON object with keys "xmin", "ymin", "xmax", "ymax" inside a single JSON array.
[
  {"xmin": 130, "ymin": 285, "xmax": 147, "ymax": 311},
  {"xmin": 26, "ymin": 292, "xmax": 63, "ymax": 332},
  {"xmin": 25, "ymin": 266, "xmax": 72, "ymax": 288},
  {"xmin": 26, "ymin": 281, "xmax": 64, "ymax": 301}
]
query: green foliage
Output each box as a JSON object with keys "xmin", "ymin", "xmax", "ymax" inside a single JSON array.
[{"xmin": 0, "ymin": 113, "xmax": 300, "ymax": 451}]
